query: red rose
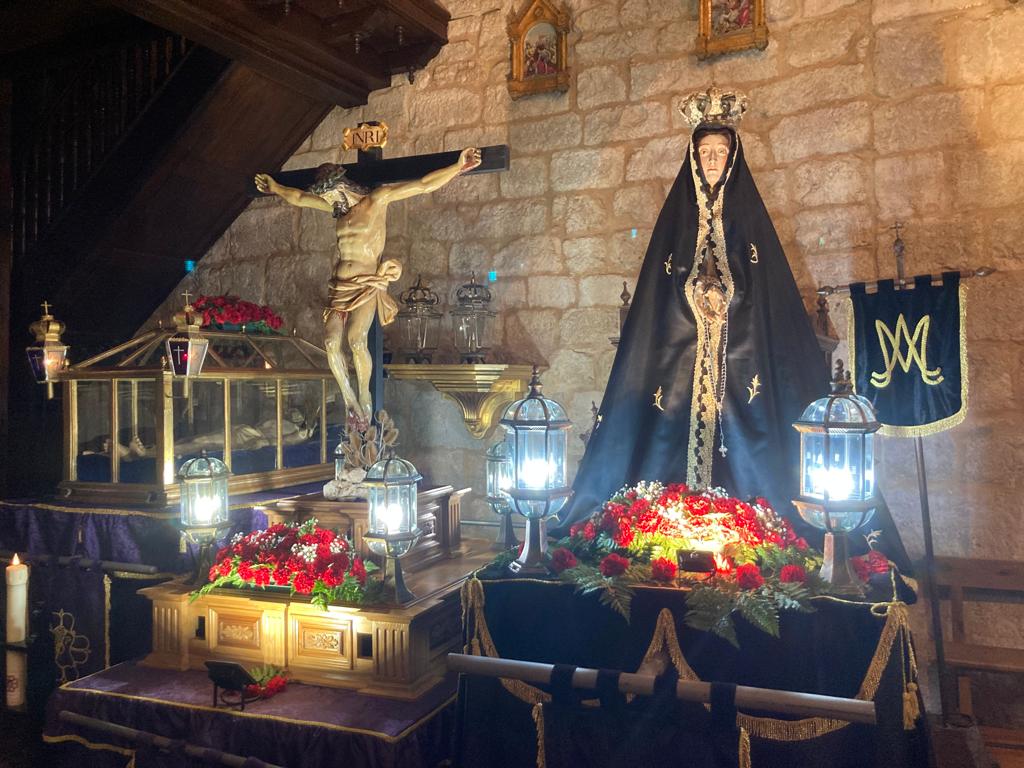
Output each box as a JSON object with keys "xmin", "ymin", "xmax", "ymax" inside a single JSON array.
[
  {"xmin": 350, "ymin": 558, "xmax": 367, "ymax": 586},
  {"xmin": 549, "ymin": 547, "xmax": 578, "ymax": 574},
  {"xmin": 293, "ymin": 573, "xmax": 315, "ymax": 594},
  {"xmin": 650, "ymin": 557, "xmax": 677, "ymax": 583},
  {"xmin": 736, "ymin": 563, "xmax": 764, "ymax": 590},
  {"xmin": 779, "ymin": 564, "xmax": 807, "ymax": 584},
  {"xmin": 599, "ymin": 553, "xmax": 630, "ymax": 578},
  {"xmin": 253, "ymin": 568, "xmax": 271, "ymax": 587}
]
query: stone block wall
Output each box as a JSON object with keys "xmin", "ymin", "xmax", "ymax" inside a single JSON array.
[{"xmin": 152, "ymin": 0, "xmax": 1024, "ymax": 711}]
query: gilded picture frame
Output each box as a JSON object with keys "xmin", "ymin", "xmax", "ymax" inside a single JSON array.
[
  {"xmin": 697, "ymin": 0, "xmax": 768, "ymax": 60},
  {"xmin": 507, "ymin": 0, "xmax": 570, "ymax": 100}
]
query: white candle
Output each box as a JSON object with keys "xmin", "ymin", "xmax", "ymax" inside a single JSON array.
[
  {"xmin": 6, "ymin": 554, "xmax": 28, "ymax": 644},
  {"xmin": 6, "ymin": 554, "xmax": 29, "ymax": 709}
]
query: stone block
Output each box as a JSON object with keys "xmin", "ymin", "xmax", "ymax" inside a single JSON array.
[
  {"xmin": 484, "ymin": 86, "xmax": 571, "ymax": 124},
  {"xmin": 710, "ymin": 40, "xmax": 781, "ymax": 85},
  {"xmin": 630, "ymin": 59, "xmax": 711, "ymax": 101},
  {"xmin": 626, "ymin": 135, "xmax": 688, "ymax": 181},
  {"xmin": 310, "ymin": 107, "xmax": 353, "ymax": 151},
  {"xmin": 739, "ymin": 133, "xmax": 772, "ymax": 170},
  {"xmin": 791, "ymin": 156, "xmax": 867, "ymax": 207},
  {"xmin": 784, "ymin": 13, "xmax": 862, "ymax": 69},
  {"xmin": 449, "ymin": 241, "xmax": 490, "ymax": 278},
  {"xmin": 509, "ymin": 113, "xmax": 583, "ymax": 154},
  {"xmin": 620, "ymin": 0, "xmax": 690, "ymax": 27},
  {"xmin": 443, "ymin": 125, "xmax": 508, "ymax": 152},
  {"xmin": 216, "ymin": 256, "xmax": 270, "ymax": 304},
  {"xmin": 608, "ymin": 228, "xmax": 651, "ymax": 273},
  {"xmin": 768, "ymin": 0, "xmax": 800, "ymax": 23},
  {"xmin": 499, "ymin": 156, "xmax": 549, "ymax": 199},
  {"xmin": 408, "ymin": 204, "xmax": 474, "ymax": 242},
  {"xmin": 228, "ymin": 206, "xmax": 296, "ymax": 259},
  {"xmin": 584, "ymin": 101, "xmax": 669, "ymax": 147},
  {"xmin": 492, "ymin": 236, "xmax": 565, "ymax": 277},
  {"xmin": 553, "ymin": 194, "xmax": 612, "ymax": 236},
  {"xmin": 988, "ymin": 9, "xmax": 1024, "ymax": 83},
  {"xmin": 527, "ymin": 276, "xmax": 578, "ymax": 308},
  {"xmin": 282, "ymin": 147, "xmax": 339, "ymax": 171},
  {"xmin": 575, "ymin": 2, "xmax": 621, "ymax": 34},
  {"xmin": 564, "ymin": 237, "xmax": 609, "ymax": 276},
  {"xmin": 873, "ymin": 23, "xmax": 946, "ymax": 96},
  {"xmin": 750, "ymin": 64, "xmax": 866, "ymax": 120},
  {"xmin": 490, "ymin": 277, "xmax": 528, "ymax": 311},
  {"xmin": 871, "ymin": 217, "xmax": 983, "ymax": 276},
  {"xmin": 448, "ymin": 15, "xmax": 481, "ymax": 42},
  {"xmin": 657, "ymin": 20, "xmax": 698, "ymax": 55},
  {"xmin": 982, "ymin": 210, "xmax": 1024, "ymax": 273},
  {"xmin": 504, "ymin": 309, "xmax": 562, "ymax": 361},
  {"xmin": 800, "ymin": 247, "xmax": 877, "ymax": 291},
  {"xmin": 560, "ymin": 308, "xmax": 620, "ymax": 353},
  {"xmin": 612, "ymin": 183, "xmax": 667, "ymax": 219},
  {"xmin": 203, "ymin": 232, "xmax": 231, "ymax": 267},
  {"xmin": 298, "ymin": 207, "xmax": 336, "ymax": 253},
  {"xmin": 756, "ymin": 169, "xmax": 790, "ymax": 217},
  {"xmin": 409, "ymin": 88, "xmax": 482, "ymax": 130},
  {"xmin": 579, "ymin": 274, "xmax": 635, "ymax": 307},
  {"xmin": 407, "ymin": 239, "xmax": 449, "ymax": 276},
  {"xmin": 952, "ymin": 141, "xmax": 1024, "ymax": 210},
  {"xmin": 802, "ymin": 0, "xmax": 860, "ymax": 17},
  {"xmin": 551, "ymin": 148, "xmax": 626, "ymax": 192},
  {"xmin": 470, "ymin": 200, "xmax": 549, "ymax": 239},
  {"xmin": 991, "ymin": 85, "xmax": 1024, "ymax": 141},
  {"xmin": 544, "ymin": 350, "xmax": 598, "ymax": 400},
  {"xmin": 576, "ymin": 29, "xmax": 658, "ymax": 65},
  {"xmin": 871, "ymin": 0, "xmax": 986, "ymax": 26},
  {"xmin": 770, "ymin": 102, "xmax": 870, "ymax": 163},
  {"xmin": 874, "ymin": 153, "xmax": 950, "ymax": 219},
  {"xmin": 794, "ymin": 205, "xmax": 872, "ymax": 254},
  {"xmin": 577, "ymin": 65, "xmax": 628, "ymax": 111}
]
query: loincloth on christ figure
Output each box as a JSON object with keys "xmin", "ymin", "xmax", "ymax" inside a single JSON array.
[{"xmin": 323, "ymin": 259, "xmax": 403, "ymax": 325}]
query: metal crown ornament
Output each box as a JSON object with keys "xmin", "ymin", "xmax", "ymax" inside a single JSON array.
[{"xmin": 679, "ymin": 87, "xmax": 748, "ymax": 132}]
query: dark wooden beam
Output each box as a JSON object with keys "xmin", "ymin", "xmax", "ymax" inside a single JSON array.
[
  {"xmin": 0, "ymin": 79, "xmax": 11, "ymax": 496},
  {"xmin": 381, "ymin": 0, "xmax": 450, "ymax": 43},
  {"xmin": 114, "ymin": 0, "xmax": 394, "ymax": 106}
]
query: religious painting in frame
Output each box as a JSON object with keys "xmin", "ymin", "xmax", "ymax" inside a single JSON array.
[
  {"xmin": 696, "ymin": 0, "xmax": 768, "ymax": 60},
  {"xmin": 507, "ymin": 0, "xmax": 570, "ymax": 100}
]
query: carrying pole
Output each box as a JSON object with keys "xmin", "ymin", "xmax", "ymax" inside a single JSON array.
[{"xmin": 448, "ymin": 653, "xmax": 876, "ymax": 724}]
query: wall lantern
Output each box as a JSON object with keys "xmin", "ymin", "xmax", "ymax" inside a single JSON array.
[
  {"xmin": 396, "ymin": 276, "xmax": 443, "ymax": 363},
  {"xmin": 451, "ymin": 273, "xmax": 496, "ymax": 364},
  {"xmin": 499, "ymin": 365, "xmax": 572, "ymax": 574},
  {"xmin": 178, "ymin": 450, "xmax": 231, "ymax": 583},
  {"xmin": 165, "ymin": 292, "xmax": 209, "ymax": 396},
  {"xmin": 26, "ymin": 301, "xmax": 68, "ymax": 399},
  {"xmin": 485, "ymin": 438, "xmax": 518, "ymax": 551},
  {"xmin": 363, "ymin": 455, "xmax": 422, "ymax": 603},
  {"xmin": 792, "ymin": 361, "xmax": 879, "ymax": 594}
]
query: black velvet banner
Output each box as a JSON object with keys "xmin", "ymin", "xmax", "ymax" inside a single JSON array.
[{"xmin": 849, "ymin": 273, "xmax": 966, "ymax": 437}]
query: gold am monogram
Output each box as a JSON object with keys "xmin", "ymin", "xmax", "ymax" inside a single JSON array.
[{"xmin": 870, "ymin": 314, "xmax": 944, "ymax": 389}]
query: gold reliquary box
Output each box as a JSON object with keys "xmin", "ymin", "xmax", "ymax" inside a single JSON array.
[{"xmin": 57, "ymin": 327, "xmax": 342, "ymax": 506}]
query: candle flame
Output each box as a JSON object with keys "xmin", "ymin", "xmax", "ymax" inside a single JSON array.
[{"xmin": 12, "ymin": 553, "xmax": 20, "ymax": 565}]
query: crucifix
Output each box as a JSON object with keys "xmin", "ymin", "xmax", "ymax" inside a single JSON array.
[{"xmin": 251, "ymin": 139, "xmax": 509, "ymax": 423}]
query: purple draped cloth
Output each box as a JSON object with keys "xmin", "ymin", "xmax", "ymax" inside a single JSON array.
[{"xmin": 44, "ymin": 662, "xmax": 456, "ymax": 768}]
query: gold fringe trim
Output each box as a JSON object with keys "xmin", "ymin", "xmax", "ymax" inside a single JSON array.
[
  {"xmin": 42, "ymin": 733, "xmax": 136, "ymax": 758},
  {"xmin": 846, "ymin": 283, "xmax": 968, "ymax": 437},
  {"xmin": 0, "ymin": 500, "xmax": 177, "ymax": 520},
  {"xmin": 640, "ymin": 608, "xmax": 701, "ymax": 682},
  {"xmin": 533, "ymin": 703, "xmax": 547, "ymax": 768},
  {"xmin": 903, "ymin": 682, "xmax": 921, "ymax": 729},
  {"xmin": 739, "ymin": 727, "xmax": 751, "ymax": 768},
  {"xmin": 104, "ymin": 574, "xmax": 111, "ymax": 670}
]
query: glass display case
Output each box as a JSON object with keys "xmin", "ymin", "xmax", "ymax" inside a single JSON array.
[{"xmin": 58, "ymin": 326, "xmax": 343, "ymax": 505}]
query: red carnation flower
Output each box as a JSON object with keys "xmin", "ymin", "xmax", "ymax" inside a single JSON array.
[
  {"xmin": 253, "ymin": 567, "xmax": 271, "ymax": 587},
  {"xmin": 218, "ymin": 558, "xmax": 233, "ymax": 577},
  {"xmin": 582, "ymin": 522, "xmax": 597, "ymax": 541},
  {"xmin": 614, "ymin": 518, "xmax": 635, "ymax": 548},
  {"xmin": 685, "ymin": 496, "xmax": 711, "ymax": 516},
  {"xmin": 317, "ymin": 528, "xmax": 336, "ymax": 545},
  {"xmin": 350, "ymin": 558, "xmax": 367, "ymax": 586},
  {"xmin": 651, "ymin": 557, "xmax": 677, "ymax": 583},
  {"xmin": 272, "ymin": 567, "xmax": 291, "ymax": 586},
  {"xmin": 794, "ymin": 537, "xmax": 808, "ymax": 551},
  {"xmin": 331, "ymin": 552, "xmax": 351, "ymax": 574},
  {"xmin": 237, "ymin": 561, "xmax": 255, "ymax": 582},
  {"xmin": 736, "ymin": 563, "xmax": 764, "ymax": 590},
  {"xmin": 293, "ymin": 573, "xmax": 315, "ymax": 594},
  {"xmin": 599, "ymin": 553, "xmax": 630, "ymax": 578},
  {"xmin": 865, "ymin": 550, "xmax": 890, "ymax": 574},
  {"xmin": 208, "ymin": 565, "xmax": 220, "ymax": 582},
  {"xmin": 779, "ymin": 564, "xmax": 807, "ymax": 584},
  {"xmin": 549, "ymin": 547, "xmax": 578, "ymax": 574},
  {"xmin": 321, "ymin": 569, "xmax": 340, "ymax": 588}
]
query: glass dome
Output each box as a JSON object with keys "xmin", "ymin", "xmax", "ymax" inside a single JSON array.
[
  {"xmin": 364, "ymin": 456, "xmax": 422, "ymax": 557},
  {"xmin": 485, "ymin": 438, "xmax": 513, "ymax": 514},
  {"xmin": 798, "ymin": 392, "xmax": 878, "ymax": 426},
  {"xmin": 178, "ymin": 452, "xmax": 230, "ymax": 528}
]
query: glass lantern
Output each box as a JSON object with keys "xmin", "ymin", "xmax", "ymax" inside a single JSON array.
[
  {"xmin": 450, "ymin": 273, "xmax": 496, "ymax": 364},
  {"xmin": 26, "ymin": 301, "xmax": 68, "ymax": 399},
  {"xmin": 396, "ymin": 276, "xmax": 443, "ymax": 363},
  {"xmin": 178, "ymin": 450, "xmax": 231, "ymax": 583},
  {"xmin": 165, "ymin": 294, "xmax": 210, "ymax": 397},
  {"xmin": 485, "ymin": 438, "xmax": 518, "ymax": 551},
  {"xmin": 792, "ymin": 361, "xmax": 880, "ymax": 592},
  {"xmin": 499, "ymin": 366, "xmax": 572, "ymax": 573},
  {"xmin": 363, "ymin": 455, "xmax": 422, "ymax": 603}
]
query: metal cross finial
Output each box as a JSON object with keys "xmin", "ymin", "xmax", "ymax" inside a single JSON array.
[
  {"xmin": 40, "ymin": 300, "xmax": 52, "ymax": 316},
  {"xmin": 181, "ymin": 290, "xmax": 193, "ymax": 306}
]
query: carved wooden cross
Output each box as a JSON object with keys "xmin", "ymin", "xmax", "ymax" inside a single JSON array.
[{"xmin": 250, "ymin": 140, "xmax": 510, "ymax": 412}]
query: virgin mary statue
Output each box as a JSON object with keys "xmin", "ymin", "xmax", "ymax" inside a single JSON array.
[{"xmin": 554, "ymin": 87, "xmax": 909, "ymax": 569}]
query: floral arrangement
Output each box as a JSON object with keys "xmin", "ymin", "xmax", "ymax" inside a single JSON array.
[
  {"xmin": 192, "ymin": 294, "xmax": 284, "ymax": 333},
  {"xmin": 193, "ymin": 519, "xmax": 380, "ymax": 610},
  {"xmin": 245, "ymin": 665, "xmax": 289, "ymax": 700},
  {"xmin": 552, "ymin": 482, "xmax": 830, "ymax": 646}
]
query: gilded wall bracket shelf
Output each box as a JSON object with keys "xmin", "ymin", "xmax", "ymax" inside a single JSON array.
[{"xmin": 384, "ymin": 364, "xmax": 539, "ymax": 439}]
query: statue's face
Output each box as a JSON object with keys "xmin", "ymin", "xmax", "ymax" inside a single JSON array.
[{"xmin": 696, "ymin": 133, "xmax": 731, "ymax": 186}]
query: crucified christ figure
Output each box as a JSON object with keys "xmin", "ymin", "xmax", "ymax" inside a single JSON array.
[{"xmin": 255, "ymin": 147, "xmax": 482, "ymax": 421}]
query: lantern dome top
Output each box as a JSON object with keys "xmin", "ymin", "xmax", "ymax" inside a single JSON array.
[
  {"xmin": 365, "ymin": 455, "xmax": 422, "ymax": 485},
  {"xmin": 399, "ymin": 275, "xmax": 441, "ymax": 308},
  {"xmin": 501, "ymin": 366, "xmax": 570, "ymax": 428},
  {"xmin": 454, "ymin": 272, "xmax": 493, "ymax": 308},
  {"xmin": 485, "ymin": 439, "xmax": 511, "ymax": 460},
  {"xmin": 794, "ymin": 361, "xmax": 879, "ymax": 433},
  {"xmin": 178, "ymin": 451, "xmax": 229, "ymax": 480}
]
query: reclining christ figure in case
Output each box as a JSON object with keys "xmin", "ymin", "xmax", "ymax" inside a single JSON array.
[{"xmin": 254, "ymin": 147, "xmax": 482, "ymax": 422}]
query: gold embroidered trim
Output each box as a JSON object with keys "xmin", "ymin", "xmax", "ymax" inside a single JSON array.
[
  {"xmin": 739, "ymin": 727, "xmax": 751, "ymax": 768},
  {"xmin": 42, "ymin": 733, "xmax": 136, "ymax": 758},
  {"xmin": 683, "ymin": 137, "xmax": 737, "ymax": 486},
  {"xmin": 846, "ymin": 284, "xmax": 968, "ymax": 437},
  {"xmin": 104, "ymin": 574, "xmax": 111, "ymax": 670},
  {"xmin": 533, "ymin": 703, "xmax": 547, "ymax": 768}
]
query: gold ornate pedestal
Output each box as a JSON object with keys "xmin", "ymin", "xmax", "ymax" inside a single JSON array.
[{"xmin": 139, "ymin": 541, "xmax": 494, "ymax": 700}]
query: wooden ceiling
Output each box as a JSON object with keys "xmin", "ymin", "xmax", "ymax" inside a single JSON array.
[{"xmin": 114, "ymin": 0, "xmax": 451, "ymax": 106}]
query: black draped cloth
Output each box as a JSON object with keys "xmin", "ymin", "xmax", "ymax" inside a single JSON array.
[{"xmin": 555, "ymin": 129, "xmax": 910, "ymax": 570}]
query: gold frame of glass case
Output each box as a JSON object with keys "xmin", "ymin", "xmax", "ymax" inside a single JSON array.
[{"xmin": 57, "ymin": 327, "xmax": 342, "ymax": 506}]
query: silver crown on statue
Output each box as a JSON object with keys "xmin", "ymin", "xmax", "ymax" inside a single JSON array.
[{"xmin": 679, "ymin": 86, "xmax": 748, "ymax": 131}]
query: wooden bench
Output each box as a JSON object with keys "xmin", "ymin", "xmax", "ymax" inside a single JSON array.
[{"xmin": 932, "ymin": 556, "xmax": 1024, "ymax": 720}]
